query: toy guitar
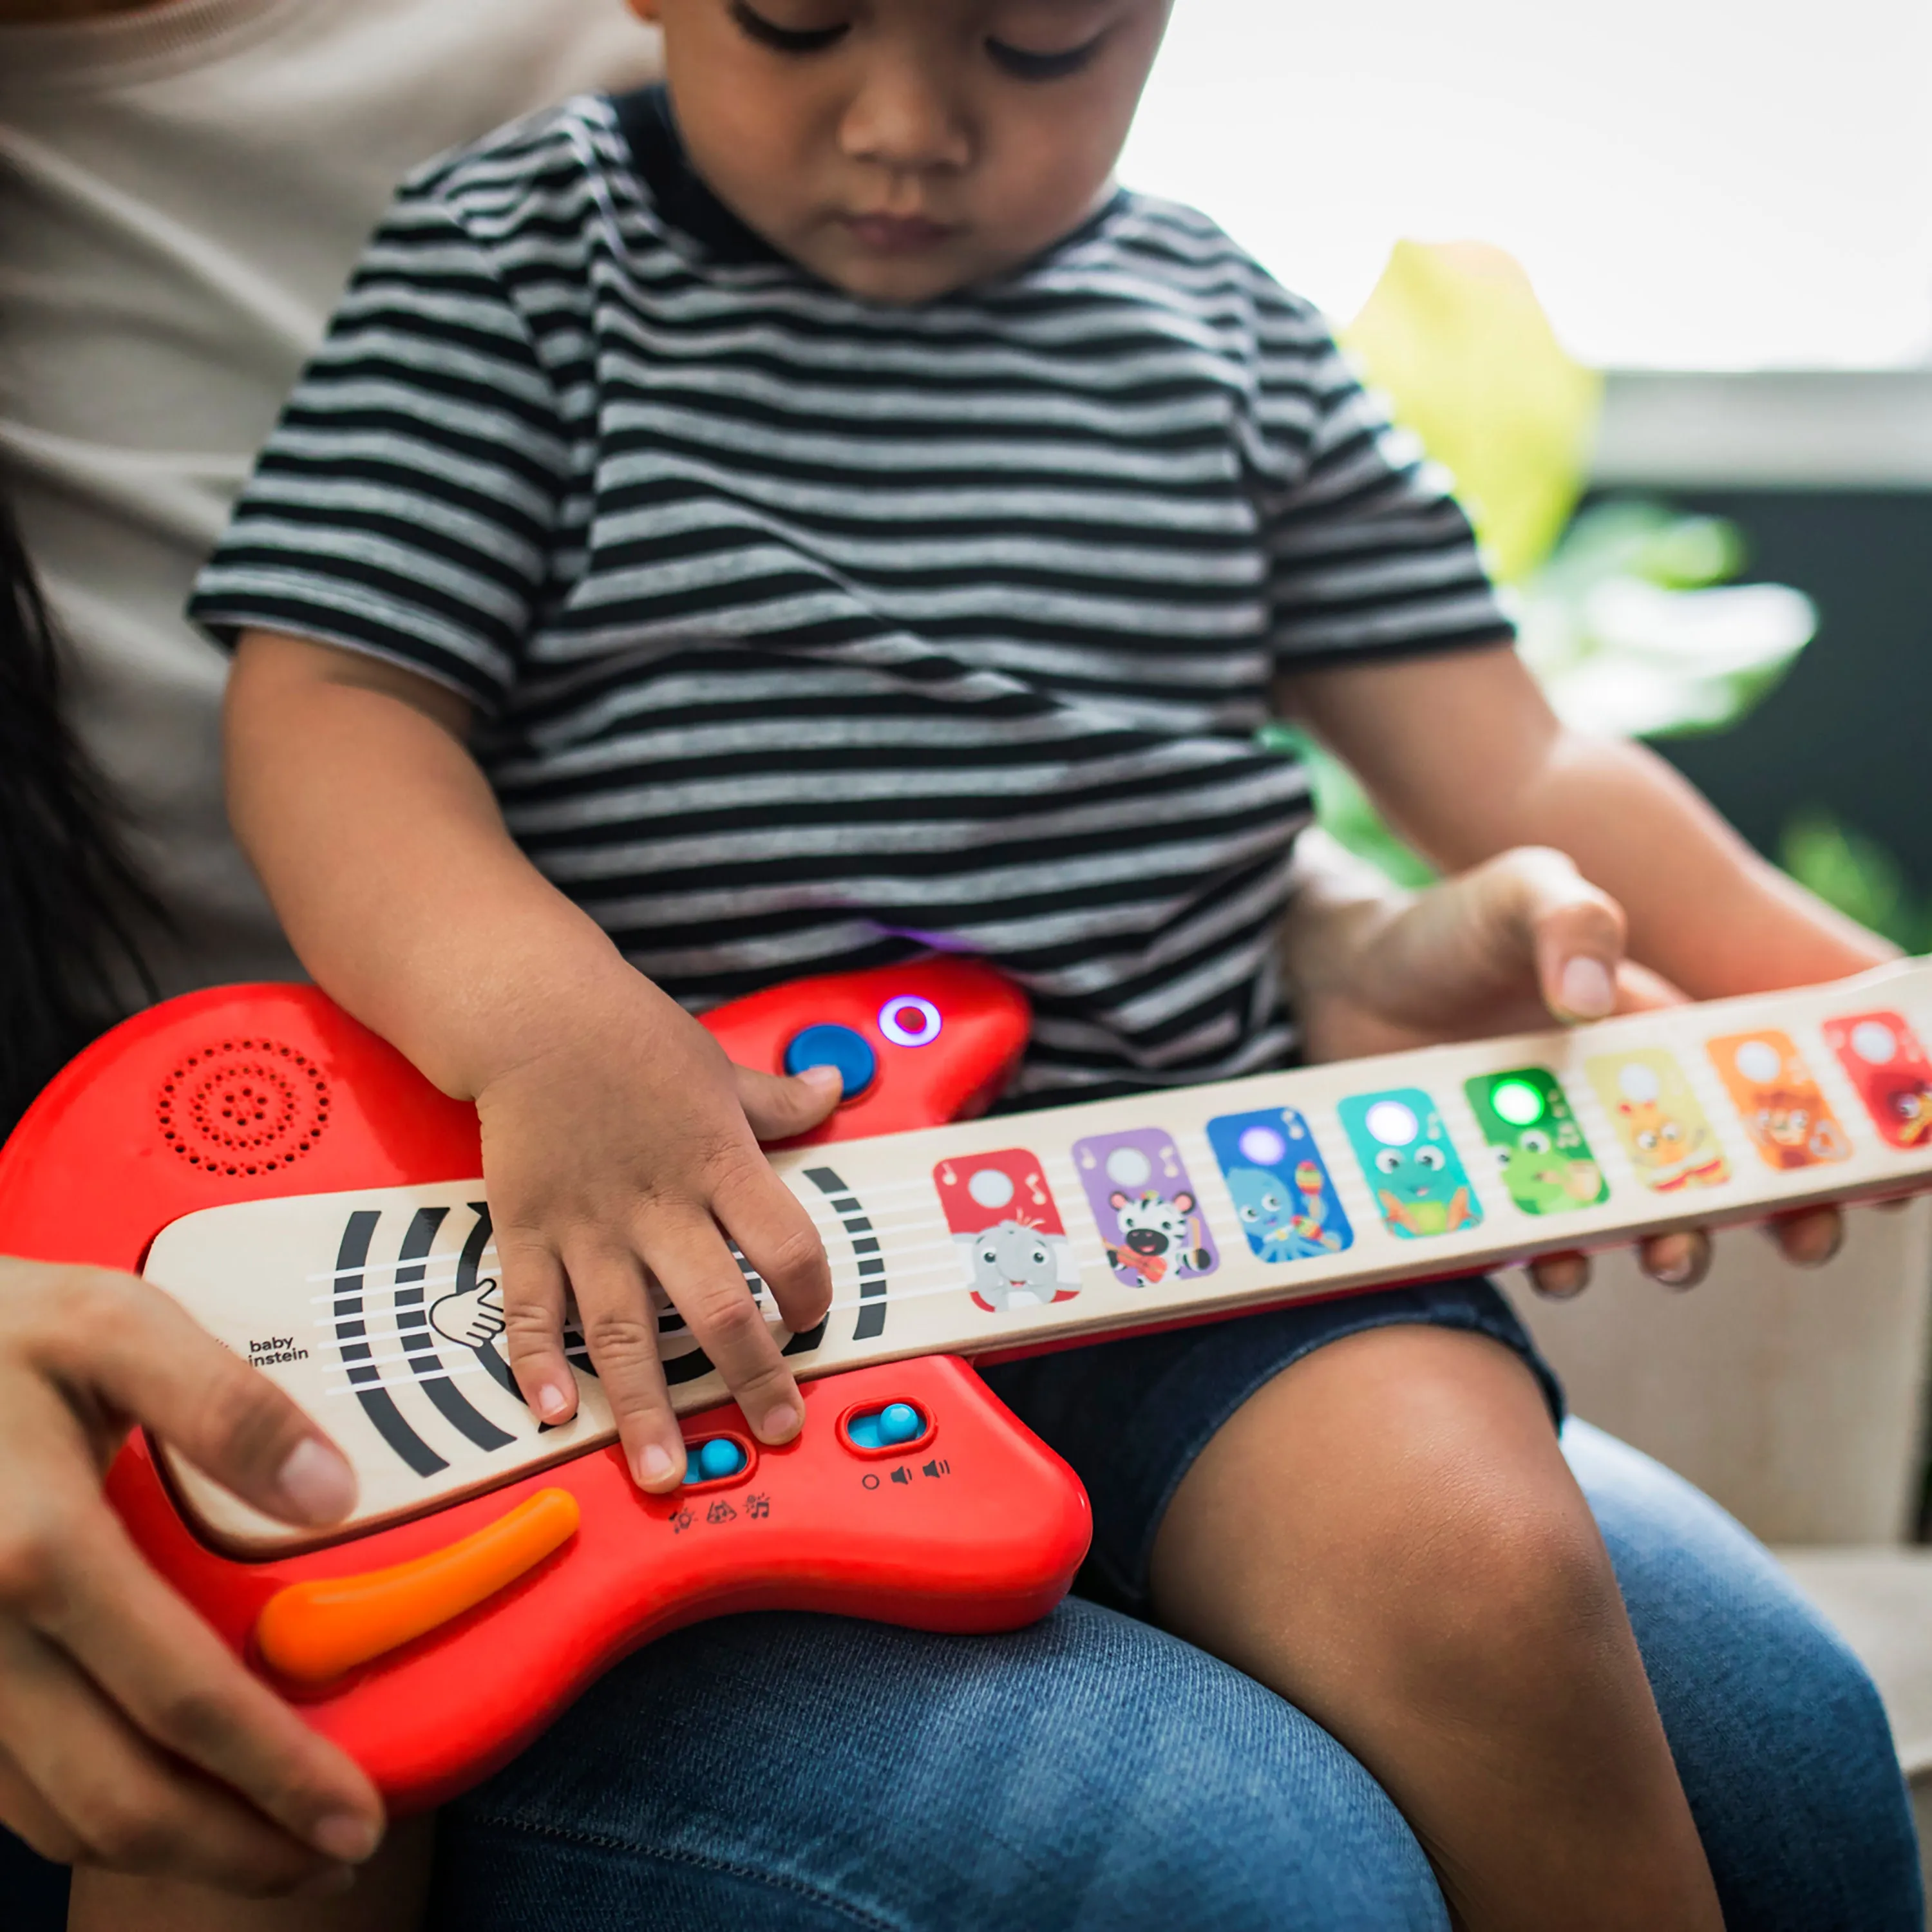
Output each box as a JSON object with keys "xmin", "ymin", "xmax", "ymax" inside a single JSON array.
[{"xmin": 3, "ymin": 955, "xmax": 1932, "ymax": 1813}]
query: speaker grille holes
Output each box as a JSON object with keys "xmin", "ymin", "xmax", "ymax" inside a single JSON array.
[{"xmin": 156, "ymin": 1040, "xmax": 331, "ymax": 1177}]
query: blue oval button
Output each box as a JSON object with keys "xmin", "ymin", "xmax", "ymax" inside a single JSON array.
[{"xmin": 782, "ymin": 1023, "xmax": 877, "ymax": 1101}]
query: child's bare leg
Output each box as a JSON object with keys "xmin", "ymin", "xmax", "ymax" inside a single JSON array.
[
  {"xmin": 68, "ymin": 1812, "xmax": 432, "ymax": 1932},
  {"xmin": 1149, "ymin": 1326, "xmax": 1721, "ymax": 1932}
]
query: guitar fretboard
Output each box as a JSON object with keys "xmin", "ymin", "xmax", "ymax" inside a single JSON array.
[{"xmin": 146, "ymin": 961, "xmax": 1932, "ymax": 1552}]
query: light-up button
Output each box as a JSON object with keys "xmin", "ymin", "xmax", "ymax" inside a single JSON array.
[
  {"xmin": 878, "ymin": 996, "xmax": 943, "ymax": 1048},
  {"xmin": 1490, "ymin": 1078, "xmax": 1546, "ymax": 1127},
  {"xmin": 845, "ymin": 1402, "xmax": 928, "ymax": 1451},
  {"xmin": 1852, "ymin": 1020, "xmax": 1900, "ymax": 1065},
  {"xmin": 1364, "ymin": 1099, "xmax": 1419, "ymax": 1146},
  {"xmin": 783, "ymin": 1023, "xmax": 876, "ymax": 1101},
  {"xmin": 691, "ymin": 1437, "xmax": 748, "ymax": 1483}
]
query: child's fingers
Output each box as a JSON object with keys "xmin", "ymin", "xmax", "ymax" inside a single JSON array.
[
  {"xmin": 712, "ymin": 1156, "xmax": 834, "ymax": 1340},
  {"xmin": 1499, "ymin": 851, "xmax": 1627, "ymax": 1023},
  {"xmin": 0, "ymin": 1744, "xmax": 82, "ymax": 1866},
  {"xmin": 733, "ymin": 1062, "xmax": 845, "ymax": 1143},
  {"xmin": 1528, "ymin": 1251, "xmax": 1591, "ymax": 1300},
  {"xmin": 1766, "ymin": 1206, "xmax": 1844, "ymax": 1268},
  {"xmin": 559, "ymin": 1244, "xmax": 686, "ymax": 1492},
  {"xmin": 1639, "ymin": 1229, "xmax": 1712, "ymax": 1289},
  {"xmin": 641, "ymin": 1212, "xmax": 806, "ymax": 1447},
  {"xmin": 495, "ymin": 1233, "xmax": 579, "ymax": 1426}
]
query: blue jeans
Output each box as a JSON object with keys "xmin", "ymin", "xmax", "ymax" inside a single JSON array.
[{"xmin": 429, "ymin": 1422, "xmax": 1921, "ymax": 1931}]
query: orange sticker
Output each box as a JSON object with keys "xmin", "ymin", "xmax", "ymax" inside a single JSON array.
[{"xmin": 1707, "ymin": 1030, "xmax": 1850, "ymax": 1171}]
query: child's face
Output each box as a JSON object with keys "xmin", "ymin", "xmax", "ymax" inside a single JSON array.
[{"xmin": 630, "ymin": 0, "xmax": 1173, "ymax": 303}]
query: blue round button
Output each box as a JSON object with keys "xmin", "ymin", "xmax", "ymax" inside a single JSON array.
[
  {"xmin": 694, "ymin": 1437, "xmax": 746, "ymax": 1482},
  {"xmin": 878, "ymin": 1403, "xmax": 923, "ymax": 1446},
  {"xmin": 782, "ymin": 1023, "xmax": 877, "ymax": 1101}
]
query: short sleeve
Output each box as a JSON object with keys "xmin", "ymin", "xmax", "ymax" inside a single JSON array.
[
  {"xmin": 189, "ymin": 185, "xmax": 571, "ymax": 712},
  {"xmin": 1248, "ymin": 298, "xmax": 1514, "ymax": 672}
]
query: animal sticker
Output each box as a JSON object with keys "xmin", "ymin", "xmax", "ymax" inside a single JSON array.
[
  {"xmin": 1072, "ymin": 1130, "xmax": 1219, "ymax": 1288},
  {"xmin": 1337, "ymin": 1090, "xmax": 1482, "ymax": 1240},
  {"xmin": 1464, "ymin": 1068, "xmax": 1607, "ymax": 1216},
  {"xmin": 933, "ymin": 1150, "xmax": 1081, "ymax": 1314},
  {"xmin": 1205, "ymin": 1108, "xmax": 1353, "ymax": 1264},
  {"xmin": 1586, "ymin": 1050, "xmax": 1730, "ymax": 1193},
  {"xmin": 1824, "ymin": 1011, "xmax": 1932, "ymax": 1150},
  {"xmin": 1707, "ymin": 1030, "xmax": 1850, "ymax": 1171}
]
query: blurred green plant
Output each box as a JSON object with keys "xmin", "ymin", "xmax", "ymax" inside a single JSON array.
[
  {"xmin": 1780, "ymin": 812, "xmax": 1932, "ymax": 955},
  {"xmin": 1276, "ymin": 240, "xmax": 1821, "ymax": 888}
]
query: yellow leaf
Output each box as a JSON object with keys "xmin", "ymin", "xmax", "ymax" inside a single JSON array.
[{"xmin": 1343, "ymin": 242, "xmax": 1602, "ymax": 584}]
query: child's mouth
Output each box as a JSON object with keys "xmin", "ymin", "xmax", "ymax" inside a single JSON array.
[{"xmin": 842, "ymin": 213, "xmax": 959, "ymax": 254}]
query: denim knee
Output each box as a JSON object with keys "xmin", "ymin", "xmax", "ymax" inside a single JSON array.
[
  {"xmin": 433, "ymin": 1601, "xmax": 1449, "ymax": 1932},
  {"xmin": 1567, "ymin": 1420, "xmax": 1923, "ymax": 1932}
]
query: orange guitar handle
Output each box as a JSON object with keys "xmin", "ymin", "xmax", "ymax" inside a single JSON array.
[{"xmin": 254, "ymin": 1488, "xmax": 580, "ymax": 1686}]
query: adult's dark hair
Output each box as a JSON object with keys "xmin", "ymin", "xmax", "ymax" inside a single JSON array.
[{"xmin": 0, "ymin": 495, "xmax": 157, "ymax": 1138}]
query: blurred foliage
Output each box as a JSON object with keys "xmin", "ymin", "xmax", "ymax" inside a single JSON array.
[
  {"xmin": 1781, "ymin": 812, "xmax": 1932, "ymax": 955},
  {"xmin": 1280, "ymin": 238, "xmax": 1833, "ymax": 898}
]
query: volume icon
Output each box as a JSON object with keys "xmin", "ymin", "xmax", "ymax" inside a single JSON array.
[{"xmin": 922, "ymin": 1459, "xmax": 951, "ymax": 1479}]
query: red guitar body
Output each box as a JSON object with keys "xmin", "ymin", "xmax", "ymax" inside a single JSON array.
[{"xmin": 0, "ymin": 962, "xmax": 1089, "ymax": 1812}]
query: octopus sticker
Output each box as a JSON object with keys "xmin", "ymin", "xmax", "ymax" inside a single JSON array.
[
  {"xmin": 1824, "ymin": 1012, "xmax": 1932, "ymax": 1150},
  {"xmin": 934, "ymin": 1150, "xmax": 1081, "ymax": 1314},
  {"xmin": 1707, "ymin": 1031, "xmax": 1850, "ymax": 1171},
  {"xmin": 1205, "ymin": 1108, "xmax": 1353, "ymax": 1264},
  {"xmin": 1338, "ymin": 1089, "xmax": 1482, "ymax": 1240},
  {"xmin": 1072, "ymin": 1129, "xmax": 1219, "ymax": 1288},
  {"xmin": 1586, "ymin": 1050, "xmax": 1730, "ymax": 1193}
]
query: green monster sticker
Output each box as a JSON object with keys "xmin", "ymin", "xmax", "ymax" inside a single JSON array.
[{"xmin": 1464, "ymin": 1068, "xmax": 1607, "ymax": 1216}]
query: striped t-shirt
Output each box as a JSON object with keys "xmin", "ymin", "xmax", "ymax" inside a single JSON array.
[{"xmin": 191, "ymin": 86, "xmax": 1510, "ymax": 1099}]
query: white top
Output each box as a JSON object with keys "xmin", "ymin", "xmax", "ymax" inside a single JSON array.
[{"xmin": 0, "ymin": 0, "xmax": 661, "ymax": 994}]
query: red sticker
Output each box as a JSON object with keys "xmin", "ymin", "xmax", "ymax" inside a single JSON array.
[{"xmin": 933, "ymin": 1150, "xmax": 1080, "ymax": 1314}]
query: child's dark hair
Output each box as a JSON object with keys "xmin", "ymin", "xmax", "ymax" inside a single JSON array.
[{"xmin": 0, "ymin": 494, "xmax": 158, "ymax": 1137}]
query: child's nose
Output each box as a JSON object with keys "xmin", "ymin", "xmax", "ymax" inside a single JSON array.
[{"xmin": 840, "ymin": 56, "xmax": 972, "ymax": 176}]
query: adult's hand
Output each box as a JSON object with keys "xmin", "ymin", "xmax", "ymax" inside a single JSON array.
[
  {"xmin": 1280, "ymin": 835, "xmax": 1848, "ymax": 1297},
  {"xmin": 0, "ymin": 1257, "xmax": 384, "ymax": 1895}
]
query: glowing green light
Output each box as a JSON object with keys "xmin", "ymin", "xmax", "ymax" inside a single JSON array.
[{"xmin": 1492, "ymin": 1078, "xmax": 1546, "ymax": 1127}]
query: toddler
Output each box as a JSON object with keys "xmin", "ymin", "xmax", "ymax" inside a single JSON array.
[{"xmin": 97, "ymin": 1, "xmax": 1891, "ymax": 1925}]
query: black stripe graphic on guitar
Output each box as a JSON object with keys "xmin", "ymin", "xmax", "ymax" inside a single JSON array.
[
  {"xmin": 455, "ymin": 1206, "xmax": 520, "ymax": 1401},
  {"xmin": 332, "ymin": 1210, "xmax": 448, "ymax": 1479},
  {"xmin": 392, "ymin": 1208, "xmax": 515, "ymax": 1454},
  {"xmin": 807, "ymin": 1167, "xmax": 886, "ymax": 1340}
]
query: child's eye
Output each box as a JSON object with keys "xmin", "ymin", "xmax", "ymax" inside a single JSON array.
[
  {"xmin": 987, "ymin": 32, "xmax": 1106, "ymax": 81},
  {"xmin": 730, "ymin": 1, "xmax": 850, "ymax": 55}
]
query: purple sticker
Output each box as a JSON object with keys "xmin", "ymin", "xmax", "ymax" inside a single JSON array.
[{"xmin": 1071, "ymin": 1129, "xmax": 1220, "ymax": 1289}]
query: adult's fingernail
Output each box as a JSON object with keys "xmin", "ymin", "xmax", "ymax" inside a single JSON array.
[
  {"xmin": 638, "ymin": 1443, "xmax": 678, "ymax": 1487},
  {"xmin": 760, "ymin": 1402, "xmax": 801, "ymax": 1443},
  {"xmin": 312, "ymin": 1812, "xmax": 381, "ymax": 1864},
  {"xmin": 536, "ymin": 1381, "xmax": 574, "ymax": 1421},
  {"xmin": 800, "ymin": 1065, "xmax": 844, "ymax": 1095},
  {"xmin": 1558, "ymin": 956, "xmax": 1615, "ymax": 1020},
  {"xmin": 277, "ymin": 1439, "xmax": 357, "ymax": 1524}
]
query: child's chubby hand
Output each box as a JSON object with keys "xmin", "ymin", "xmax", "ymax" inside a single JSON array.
[
  {"xmin": 471, "ymin": 963, "xmax": 844, "ymax": 1493},
  {"xmin": 1282, "ymin": 834, "xmax": 1855, "ymax": 1298}
]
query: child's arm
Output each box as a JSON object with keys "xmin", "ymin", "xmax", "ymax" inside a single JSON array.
[
  {"xmin": 1282, "ymin": 643, "xmax": 1894, "ymax": 998},
  {"xmin": 224, "ymin": 632, "xmax": 844, "ymax": 1492}
]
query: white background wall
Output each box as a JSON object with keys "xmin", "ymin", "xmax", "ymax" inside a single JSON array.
[{"xmin": 1121, "ymin": 0, "xmax": 1932, "ymax": 370}]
